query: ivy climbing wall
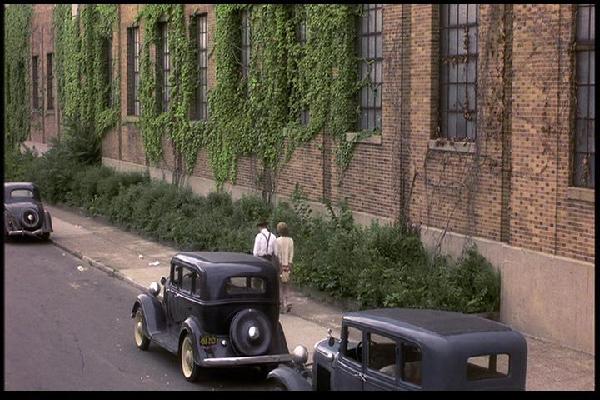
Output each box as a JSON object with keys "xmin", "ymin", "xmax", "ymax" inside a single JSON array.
[{"xmin": 16, "ymin": 4, "xmax": 594, "ymax": 263}]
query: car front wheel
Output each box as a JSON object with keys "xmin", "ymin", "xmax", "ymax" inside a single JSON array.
[
  {"xmin": 134, "ymin": 308, "xmax": 150, "ymax": 350},
  {"xmin": 180, "ymin": 334, "xmax": 200, "ymax": 382}
]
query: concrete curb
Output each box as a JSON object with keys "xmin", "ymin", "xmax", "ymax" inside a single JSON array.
[{"xmin": 51, "ymin": 239, "xmax": 148, "ymax": 293}]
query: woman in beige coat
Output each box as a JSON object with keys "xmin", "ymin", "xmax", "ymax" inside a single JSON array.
[{"xmin": 275, "ymin": 222, "xmax": 294, "ymax": 313}]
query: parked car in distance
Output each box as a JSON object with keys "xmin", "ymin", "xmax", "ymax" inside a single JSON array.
[
  {"xmin": 267, "ymin": 308, "xmax": 528, "ymax": 391},
  {"xmin": 131, "ymin": 252, "xmax": 304, "ymax": 382},
  {"xmin": 4, "ymin": 182, "xmax": 53, "ymax": 240}
]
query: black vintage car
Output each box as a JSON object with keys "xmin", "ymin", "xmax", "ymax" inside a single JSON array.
[
  {"xmin": 267, "ymin": 308, "xmax": 528, "ymax": 391},
  {"xmin": 131, "ymin": 252, "xmax": 296, "ymax": 382},
  {"xmin": 4, "ymin": 182, "xmax": 53, "ymax": 240}
]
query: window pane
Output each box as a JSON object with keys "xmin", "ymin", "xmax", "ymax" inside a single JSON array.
[
  {"xmin": 401, "ymin": 343, "xmax": 422, "ymax": 386},
  {"xmin": 590, "ymin": 88, "xmax": 595, "ymax": 118},
  {"xmin": 181, "ymin": 268, "xmax": 194, "ymax": 293},
  {"xmin": 449, "ymin": 62, "xmax": 458, "ymax": 83},
  {"xmin": 467, "ymin": 59, "xmax": 476, "ymax": 82},
  {"xmin": 376, "ymin": 8, "xmax": 382, "ymax": 33},
  {"xmin": 577, "ymin": 86, "xmax": 589, "ymax": 117},
  {"xmin": 369, "ymin": 35, "xmax": 376, "ymax": 59},
  {"xmin": 468, "ymin": 4, "xmax": 477, "ymax": 24},
  {"xmin": 467, "ymin": 119, "xmax": 476, "ymax": 139},
  {"xmin": 447, "ymin": 113, "xmax": 457, "ymax": 138},
  {"xmin": 577, "ymin": 6, "xmax": 590, "ymax": 41},
  {"xmin": 456, "ymin": 113, "xmax": 467, "ymax": 139},
  {"xmin": 467, "ymin": 84, "xmax": 476, "ymax": 111},
  {"xmin": 457, "ymin": 83, "xmax": 466, "ymax": 108},
  {"xmin": 458, "ymin": 4, "xmax": 468, "ymax": 25},
  {"xmin": 458, "ymin": 29, "xmax": 467, "ymax": 55},
  {"xmin": 449, "ymin": 4, "xmax": 457, "ymax": 26},
  {"xmin": 376, "ymin": 36, "xmax": 382, "ymax": 58},
  {"xmin": 457, "ymin": 62, "xmax": 467, "ymax": 82},
  {"xmin": 467, "ymin": 354, "xmax": 510, "ymax": 380},
  {"xmin": 589, "ymin": 120, "xmax": 595, "ymax": 151},
  {"xmin": 590, "ymin": 8, "xmax": 595, "ymax": 40},
  {"xmin": 361, "ymin": 36, "xmax": 368, "ymax": 59},
  {"xmin": 449, "ymin": 29, "xmax": 458, "ymax": 55},
  {"xmin": 468, "ymin": 27, "xmax": 478, "ymax": 54},
  {"xmin": 345, "ymin": 326, "xmax": 363, "ymax": 363},
  {"xmin": 449, "ymin": 84, "xmax": 457, "ymax": 110},
  {"xmin": 590, "ymin": 51, "xmax": 595, "ymax": 84},
  {"xmin": 577, "ymin": 52, "xmax": 589, "ymax": 84},
  {"xmin": 368, "ymin": 333, "xmax": 396, "ymax": 378},
  {"xmin": 576, "ymin": 120, "xmax": 588, "ymax": 152},
  {"xmin": 375, "ymin": 61, "xmax": 382, "ymax": 84}
]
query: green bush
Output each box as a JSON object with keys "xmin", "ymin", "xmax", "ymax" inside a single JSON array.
[{"xmin": 11, "ymin": 148, "xmax": 501, "ymax": 313}]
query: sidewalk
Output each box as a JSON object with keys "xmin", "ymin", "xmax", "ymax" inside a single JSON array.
[{"xmin": 45, "ymin": 204, "xmax": 594, "ymax": 391}]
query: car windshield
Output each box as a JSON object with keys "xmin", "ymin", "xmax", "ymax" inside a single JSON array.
[
  {"xmin": 224, "ymin": 276, "xmax": 266, "ymax": 295},
  {"xmin": 10, "ymin": 189, "xmax": 35, "ymax": 200}
]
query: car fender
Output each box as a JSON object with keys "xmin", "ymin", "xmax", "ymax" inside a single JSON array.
[
  {"xmin": 43, "ymin": 210, "xmax": 53, "ymax": 232},
  {"xmin": 131, "ymin": 293, "xmax": 166, "ymax": 337},
  {"xmin": 267, "ymin": 365, "xmax": 312, "ymax": 391},
  {"xmin": 179, "ymin": 316, "xmax": 206, "ymax": 365}
]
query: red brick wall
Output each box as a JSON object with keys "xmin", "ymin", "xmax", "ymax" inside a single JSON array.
[{"xmin": 27, "ymin": 4, "xmax": 594, "ymax": 263}]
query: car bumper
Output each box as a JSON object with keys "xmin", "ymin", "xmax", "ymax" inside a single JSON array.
[
  {"xmin": 7, "ymin": 228, "xmax": 48, "ymax": 237},
  {"xmin": 202, "ymin": 353, "xmax": 293, "ymax": 367}
]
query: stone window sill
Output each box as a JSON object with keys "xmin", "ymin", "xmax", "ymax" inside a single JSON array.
[
  {"xmin": 428, "ymin": 139, "xmax": 475, "ymax": 153},
  {"xmin": 345, "ymin": 132, "xmax": 382, "ymax": 145},
  {"xmin": 566, "ymin": 186, "xmax": 594, "ymax": 203}
]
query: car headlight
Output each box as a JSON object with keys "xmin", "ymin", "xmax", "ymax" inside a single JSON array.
[{"xmin": 291, "ymin": 345, "xmax": 308, "ymax": 365}]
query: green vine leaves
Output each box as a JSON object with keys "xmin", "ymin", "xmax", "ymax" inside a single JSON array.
[
  {"xmin": 28, "ymin": 4, "xmax": 372, "ymax": 188},
  {"xmin": 4, "ymin": 5, "xmax": 33, "ymax": 148},
  {"xmin": 52, "ymin": 4, "xmax": 119, "ymax": 140},
  {"xmin": 137, "ymin": 4, "xmax": 366, "ymax": 187}
]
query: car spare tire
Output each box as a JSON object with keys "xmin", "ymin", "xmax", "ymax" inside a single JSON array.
[
  {"xmin": 229, "ymin": 308, "xmax": 272, "ymax": 356},
  {"xmin": 21, "ymin": 208, "xmax": 41, "ymax": 230}
]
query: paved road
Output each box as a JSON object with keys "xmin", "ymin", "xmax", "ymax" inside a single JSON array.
[{"xmin": 4, "ymin": 239, "xmax": 271, "ymax": 391}]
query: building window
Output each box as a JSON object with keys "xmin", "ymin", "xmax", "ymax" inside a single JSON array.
[
  {"xmin": 32, "ymin": 55, "xmax": 39, "ymax": 111},
  {"xmin": 191, "ymin": 13, "xmax": 208, "ymax": 121},
  {"xmin": 358, "ymin": 4, "xmax": 383, "ymax": 132},
  {"xmin": 296, "ymin": 6, "xmax": 309, "ymax": 126},
  {"xmin": 46, "ymin": 53, "xmax": 54, "ymax": 110},
  {"xmin": 157, "ymin": 22, "xmax": 171, "ymax": 113},
  {"xmin": 127, "ymin": 26, "xmax": 140, "ymax": 116},
  {"xmin": 439, "ymin": 4, "xmax": 479, "ymax": 141},
  {"xmin": 573, "ymin": 4, "xmax": 595, "ymax": 188},
  {"xmin": 103, "ymin": 37, "xmax": 112, "ymax": 108},
  {"xmin": 241, "ymin": 9, "xmax": 251, "ymax": 80}
]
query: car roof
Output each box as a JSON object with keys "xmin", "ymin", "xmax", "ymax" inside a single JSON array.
[
  {"xmin": 5, "ymin": 182, "xmax": 37, "ymax": 190},
  {"xmin": 173, "ymin": 252, "xmax": 273, "ymax": 271},
  {"xmin": 343, "ymin": 308, "xmax": 511, "ymax": 337}
]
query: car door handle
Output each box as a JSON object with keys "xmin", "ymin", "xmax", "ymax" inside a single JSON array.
[{"xmin": 353, "ymin": 372, "xmax": 367, "ymax": 382}]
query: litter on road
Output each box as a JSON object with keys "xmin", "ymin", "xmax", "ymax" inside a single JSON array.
[{"xmin": 148, "ymin": 261, "xmax": 160, "ymax": 266}]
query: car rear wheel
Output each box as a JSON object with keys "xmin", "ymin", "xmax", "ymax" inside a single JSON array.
[
  {"xmin": 134, "ymin": 308, "xmax": 150, "ymax": 350},
  {"xmin": 180, "ymin": 334, "xmax": 200, "ymax": 382}
]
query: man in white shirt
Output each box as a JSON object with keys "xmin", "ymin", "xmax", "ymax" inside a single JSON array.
[{"xmin": 253, "ymin": 221, "xmax": 277, "ymax": 262}]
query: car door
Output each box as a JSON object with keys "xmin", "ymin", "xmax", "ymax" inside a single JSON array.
[
  {"xmin": 168, "ymin": 264, "xmax": 197, "ymax": 324},
  {"xmin": 331, "ymin": 323, "xmax": 366, "ymax": 390},
  {"xmin": 363, "ymin": 331, "xmax": 400, "ymax": 391},
  {"xmin": 165, "ymin": 263, "xmax": 189, "ymax": 324}
]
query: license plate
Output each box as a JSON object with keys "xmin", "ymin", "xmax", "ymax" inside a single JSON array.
[{"xmin": 200, "ymin": 336, "xmax": 218, "ymax": 346}]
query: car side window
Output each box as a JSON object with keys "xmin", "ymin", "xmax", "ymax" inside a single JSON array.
[
  {"xmin": 401, "ymin": 342, "xmax": 422, "ymax": 386},
  {"xmin": 342, "ymin": 325, "xmax": 364, "ymax": 363},
  {"xmin": 180, "ymin": 267, "xmax": 195, "ymax": 294},
  {"xmin": 367, "ymin": 332, "xmax": 397, "ymax": 379},
  {"xmin": 171, "ymin": 265, "xmax": 182, "ymax": 287}
]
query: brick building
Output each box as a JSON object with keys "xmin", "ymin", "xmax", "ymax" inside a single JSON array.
[{"xmin": 24, "ymin": 4, "xmax": 595, "ymax": 354}]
